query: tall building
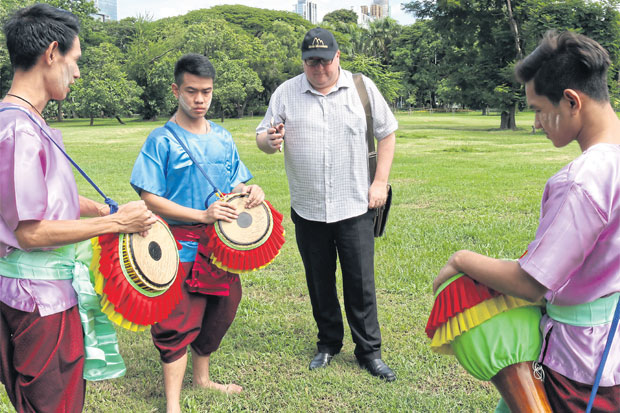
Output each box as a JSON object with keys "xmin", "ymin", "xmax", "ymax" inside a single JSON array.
[
  {"xmin": 373, "ymin": 0, "xmax": 390, "ymax": 18},
  {"xmin": 294, "ymin": 0, "xmax": 318, "ymax": 24},
  {"xmin": 92, "ymin": 0, "xmax": 117, "ymax": 22},
  {"xmin": 370, "ymin": 4, "xmax": 383, "ymax": 18}
]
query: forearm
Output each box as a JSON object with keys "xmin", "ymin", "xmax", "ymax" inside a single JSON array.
[
  {"xmin": 140, "ymin": 191, "xmax": 204, "ymax": 224},
  {"xmin": 15, "ymin": 217, "xmax": 123, "ymax": 250},
  {"xmin": 79, "ymin": 195, "xmax": 108, "ymax": 217},
  {"xmin": 256, "ymin": 132, "xmax": 277, "ymax": 154},
  {"xmin": 373, "ymin": 133, "xmax": 395, "ymax": 185},
  {"xmin": 451, "ymin": 250, "xmax": 547, "ymax": 302}
]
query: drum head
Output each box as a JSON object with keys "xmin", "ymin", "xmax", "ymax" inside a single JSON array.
[
  {"xmin": 125, "ymin": 218, "xmax": 179, "ymax": 291},
  {"xmin": 216, "ymin": 193, "xmax": 273, "ymax": 249}
]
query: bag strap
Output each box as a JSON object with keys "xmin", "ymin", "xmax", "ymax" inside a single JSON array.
[
  {"xmin": 164, "ymin": 123, "xmax": 222, "ymax": 202},
  {"xmin": 352, "ymin": 73, "xmax": 376, "ymax": 182},
  {"xmin": 586, "ymin": 296, "xmax": 620, "ymax": 413},
  {"xmin": 0, "ymin": 106, "xmax": 118, "ymax": 213}
]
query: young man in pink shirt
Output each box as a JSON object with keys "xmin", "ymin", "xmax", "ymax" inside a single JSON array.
[{"xmin": 434, "ymin": 31, "xmax": 620, "ymax": 411}]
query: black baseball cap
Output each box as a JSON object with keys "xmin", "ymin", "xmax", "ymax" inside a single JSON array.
[{"xmin": 301, "ymin": 27, "xmax": 339, "ymax": 60}]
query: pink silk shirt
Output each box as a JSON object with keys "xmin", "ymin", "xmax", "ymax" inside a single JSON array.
[
  {"xmin": 519, "ymin": 143, "xmax": 620, "ymax": 386},
  {"xmin": 0, "ymin": 103, "xmax": 78, "ymax": 315}
]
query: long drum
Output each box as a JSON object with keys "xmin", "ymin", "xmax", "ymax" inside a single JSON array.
[
  {"xmin": 92, "ymin": 217, "xmax": 183, "ymax": 331},
  {"xmin": 204, "ymin": 193, "xmax": 285, "ymax": 274},
  {"xmin": 426, "ymin": 273, "xmax": 552, "ymax": 413}
]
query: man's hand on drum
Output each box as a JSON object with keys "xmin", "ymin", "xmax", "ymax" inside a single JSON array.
[
  {"xmin": 203, "ymin": 200, "xmax": 239, "ymax": 224},
  {"xmin": 240, "ymin": 184, "xmax": 265, "ymax": 208},
  {"xmin": 115, "ymin": 200, "xmax": 158, "ymax": 236},
  {"xmin": 433, "ymin": 252, "xmax": 462, "ymax": 294}
]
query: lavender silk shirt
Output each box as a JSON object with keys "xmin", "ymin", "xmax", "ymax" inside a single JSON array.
[
  {"xmin": 519, "ymin": 143, "xmax": 620, "ymax": 386},
  {"xmin": 0, "ymin": 103, "xmax": 78, "ymax": 315}
]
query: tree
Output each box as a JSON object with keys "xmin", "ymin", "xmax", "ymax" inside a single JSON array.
[
  {"xmin": 404, "ymin": 0, "xmax": 529, "ymax": 128},
  {"xmin": 211, "ymin": 58, "xmax": 264, "ymax": 121},
  {"xmin": 125, "ymin": 18, "xmax": 184, "ymax": 119},
  {"xmin": 323, "ymin": 9, "xmax": 358, "ymax": 25},
  {"xmin": 365, "ymin": 18, "xmax": 402, "ymax": 66},
  {"xmin": 67, "ymin": 43, "xmax": 142, "ymax": 125},
  {"xmin": 392, "ymin": 21, "xmax": 445, "ymax": 108},
  {"xmin": 341, "ymin": 54, "xmax": 402, "ymax": 103}
]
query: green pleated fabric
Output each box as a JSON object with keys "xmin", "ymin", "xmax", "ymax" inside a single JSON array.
[
  {"xmin": 451, "ymin": 306, "xmax": 542, "ymax": 381},
  {"xmin": 0, "ymin": 241, "xmax": 126, "ymax": 381}
]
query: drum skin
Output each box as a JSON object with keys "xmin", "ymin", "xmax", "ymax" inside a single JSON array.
[
  {"xmin": 216, "ymin": 194, "xmax": 273, "ymax": 249},
  {"xmin": 123, "ymin": 219, "xmax": 179, "ymax": 292}
]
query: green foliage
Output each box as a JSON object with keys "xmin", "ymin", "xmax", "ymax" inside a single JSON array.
[
  {"xmin": 341, "ymin": 54, "xmax": 402, "ymax": 102},
  {"xmin": 323, "ymin": 9, "xmax": 358, "ymax": 25},
  {"xmin": 66, "ymin": 43, "xmax": 143, "ymax": 124},
  {"xmin": 211, "ymin": 57, "xmax": 264, "ymax": 119},
  {"xmin": 392, "ymin": 21, "xmax": 445, "ymax": 108}
]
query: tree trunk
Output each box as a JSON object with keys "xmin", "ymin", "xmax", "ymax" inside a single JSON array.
[
  {"xmin": 57, "ymin": 100, "xmax": 63, "ymax": 122},
  {"xmin": 90, "ymin": 116, "xmax": 94, "ymax": 126},
  {"xmin": 500, "ymin": 111, "xmax": 509, "ymax": 129},
  {"xmin": 505, "ymin": 0, "xmax": 523, "ymax": 60},
  {"xmin": 115, "ymin": 115, "xmax": 126, "ymax": 125},
  {"xmin": 500, "ymin": 104, "xmax": 518, "ymax": 130},
  {"xmin": 509, "ymin": 103, "xmax": 517, "ymax": 130}
]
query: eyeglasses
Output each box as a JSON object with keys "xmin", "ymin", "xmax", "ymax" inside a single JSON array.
[{"xmin": 304, "ymin": 58, "xmax": 334, "ymax": 67}]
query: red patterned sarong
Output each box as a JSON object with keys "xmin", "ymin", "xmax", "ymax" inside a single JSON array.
[
  {"xmin": 543, "ymin": 365, "xmax": 620, "ymax": 413},
  {"xmin": 170, "ymin": 225, "xmax": 239, "ymax": 296},
  {"xmin": 0, "ymin": 302, "xmax": 85, "ymax": 413}
]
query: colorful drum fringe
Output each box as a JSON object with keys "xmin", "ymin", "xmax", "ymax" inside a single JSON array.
[
  {"xmin": 91, "ymin": 233, "xmax": 184, "ymax": 332},
  {"xmin": 426, "ymin": 273, "xmax": 543, "ymax": 380},
  {"xmin": 204, "ymin": 200, "xmax": 285, "ymax": 274}
]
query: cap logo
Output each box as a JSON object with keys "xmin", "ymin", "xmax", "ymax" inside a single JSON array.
[{"xmin": 309, "ymin": 37, "xmax": 329, "ymax": 49}]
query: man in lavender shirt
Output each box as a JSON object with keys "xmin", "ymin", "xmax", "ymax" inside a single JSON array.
[
  {"xmin": 434, "ymin": 31, "xmax": 620, "ymax": 411},
  {"xmin": 0, "ymin": 5, "xmax": 156, "ymax": 412}
]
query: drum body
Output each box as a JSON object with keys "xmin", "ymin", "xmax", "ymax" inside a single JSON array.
[
  {"xmin": 92, "ymin": 217, "xmax": 183, "ymax": 331},
  {"xmin": 427, "ymin": 273, "xmax": 552, "ymax": 413},
  {"xmin": 204, "ymin": 193, "xmax": 285, "ymax": 274}
]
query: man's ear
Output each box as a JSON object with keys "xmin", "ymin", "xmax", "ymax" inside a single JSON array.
[
  {"xmin": 563, "ymin": 89, "xmax": 582, "ymax": 112},
  {"xmin": 171, "ymin": 83, "xmax": 179, "ymax": 99},
  {"xmin": 42, "ymin": 41, "xmax": 59, "ymax": 66}
]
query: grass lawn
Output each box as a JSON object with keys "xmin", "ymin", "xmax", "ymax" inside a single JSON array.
[{"xmin": 0, "ymin": 112, "xmax": 581, "ymax": 412}]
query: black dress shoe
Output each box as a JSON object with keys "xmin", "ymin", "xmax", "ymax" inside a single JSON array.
[
  {"xmin": 360, "ymin": 359, "xmax": 396, "ymax": 382},
  {"xmin": 309, "ymin": 352, "xmax": 333, "ymax": 370}
]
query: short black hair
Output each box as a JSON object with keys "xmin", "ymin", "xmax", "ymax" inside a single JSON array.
[
  {"xmin": 174, "ymin": 54, "xmax": 216, "ymax": 86},
  {"xmin": 3, "ymin": 3, "xmax": 80, "ymax": 71},
  {"xmin": 515, "ymin": 31, "xmax": 610, "ymax": 104}
]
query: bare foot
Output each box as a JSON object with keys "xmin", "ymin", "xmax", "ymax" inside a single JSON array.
[{"xmin": 198, "ymin": 380, "xmax": 243, "ymax": 394}]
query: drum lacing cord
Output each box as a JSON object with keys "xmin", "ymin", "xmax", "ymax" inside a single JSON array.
[
  {"xmin": 164, "ymin": 124, "xmax": 224, "ymax": 205},
  {"xmin": 0, "ymin": 106, "xmax": 119, "ymax": 213}
]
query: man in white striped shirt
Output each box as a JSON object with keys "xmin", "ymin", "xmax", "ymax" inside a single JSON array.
[{"xmin": 256, "ymin": 27, "xmax": 397, "ymax": 381}]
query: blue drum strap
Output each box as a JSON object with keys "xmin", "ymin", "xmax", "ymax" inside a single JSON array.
[
  {"xmin": 0, "ymin": 106, "xmax": 118, "ymax": 213},
  {"xmin": 164, "ymin": 123, "xmax": 222, "ymax": 203},
  {"xmin": 586, "ymin": 297, "xmax": 620, "ymax": 413}
]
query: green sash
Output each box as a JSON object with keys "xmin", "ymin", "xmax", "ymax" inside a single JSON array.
[
  {"xmin": 546, "ymin": 293, "xmax": 620, "ymax": 327},
  {"xmin": 0, "ymin": 241, "xmax": 126, "ymax": 381}
]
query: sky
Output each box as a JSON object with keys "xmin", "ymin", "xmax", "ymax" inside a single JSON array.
[{"xmin": 117, "ymin": 1, "xmax": 415, "ymax": 26}]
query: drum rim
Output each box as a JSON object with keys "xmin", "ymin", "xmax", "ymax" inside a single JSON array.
[
  {"xmin": 214, "ymin": 193, "xmax": 273, "ymax": 249},
  {"xmin": 120, "ymin": 219, "xmax": 179, "ymax": 295}
]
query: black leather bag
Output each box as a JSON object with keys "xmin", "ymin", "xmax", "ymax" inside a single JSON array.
[
  {"xmin": 353, "ymin": 73, "xmax": 392, "ymax": 237},
  {"xmin": 373, "ymin": 184, "xmax": 392, "ymax": 237}
]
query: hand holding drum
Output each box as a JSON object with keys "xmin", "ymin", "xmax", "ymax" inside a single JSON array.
[{"xmin": 113, "ymin": 200, "xmax": 157, "ymax": 235}]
